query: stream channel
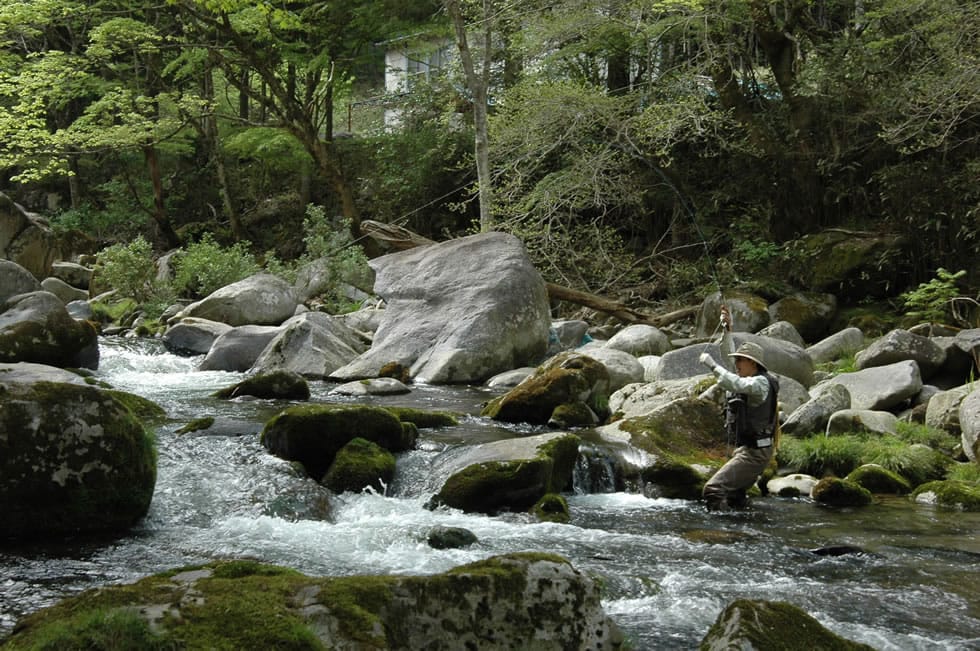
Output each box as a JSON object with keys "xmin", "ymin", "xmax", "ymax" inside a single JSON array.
[{"xmin": 1, "ymin": 337, "xmax": 979, "ymax": 649}]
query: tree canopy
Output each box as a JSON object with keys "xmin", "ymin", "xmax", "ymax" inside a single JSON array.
[{"xmin": 0, "ymin": 0, "xmax": 976, "ymax": 300}]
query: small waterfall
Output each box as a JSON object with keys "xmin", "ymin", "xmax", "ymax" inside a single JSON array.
[{"xmin": 573, "ymin": 443, "xmax": 618, "ymax": 494}]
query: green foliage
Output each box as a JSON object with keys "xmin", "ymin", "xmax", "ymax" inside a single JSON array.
[
  {"xmin": 95, "ymin": 237, "xmax": 173, "ymax": 307},
  {"xmin": 778, "ymin": 433, "xmax": 952, "ymax": 487},
  {"xmin": 172, "ymin": 233, "xmax": 260, "ymax": 299},
  {"xmin": 291, "ymin": 205, "xmax": 371, "ymax": 313},
  {"xmin": 777, "ymin": 435, "xmax": 867, "ymax": 478},
  {"xmin": 900, "ymin": 268, "xmax": 968, "ymax": 325},
  {"xmin": 17, "ymin": 608, "xmax": 176, "ymax": 651},
  {"xmin": 946, "ymin": 463, "xmax": 980, "ymax": 484}
]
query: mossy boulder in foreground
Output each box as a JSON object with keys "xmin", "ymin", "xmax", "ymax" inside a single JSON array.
[
  {"xmin": 0, "ymin": 554, "xmax": 624, "ymax": 650},
  {"xmin": 699, "ymin": 599, "xmax": 875, "ymax": 650},
  {"xmin": 0, "ymin": 381, "xmax": 157, "ymax": 540}
]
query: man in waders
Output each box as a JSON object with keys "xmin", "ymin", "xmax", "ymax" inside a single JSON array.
[{"xmin": 698, "ymin": 306, "xmax": 779, "ymax": 511}]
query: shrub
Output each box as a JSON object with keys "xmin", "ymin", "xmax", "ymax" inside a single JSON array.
[
  {"xmin": 900, "ymin": 268, "xmax": 968, "ymax": 325},
  {"xmin": 172, "ymin": 233, "xmax": 260, "ymax": 298},
  {"xmin": 778, "ymin": 433, "xmax": 952, "ymax": 488},
  {"xmin": 95, "ymin": 237, "xmax": 174, "ymax": 316},
  {"xmin": 777, "ymin": 435, "xmax": 866, "ymax": 477}
]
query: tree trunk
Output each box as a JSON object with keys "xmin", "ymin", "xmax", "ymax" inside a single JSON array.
[
  {"xmin": 204, "ymin": 63, "xmax": 242, "ymax": 240},
  {"xmin": 143, "ymin": 146, "xmax": 180, "ymax": 247},
  {"xmin": 446, "ymin": 0, "xmax": 494, "ymax": 232}
]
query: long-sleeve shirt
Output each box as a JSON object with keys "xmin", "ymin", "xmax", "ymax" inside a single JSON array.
[{"xmin": 711, "ymin": 329, "xmax": 769, "ymax": 407}]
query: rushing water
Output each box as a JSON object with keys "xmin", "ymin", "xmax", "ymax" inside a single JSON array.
[{"xmin": 2, "ymin": 337, "xmax": 979, "ymax": 650}]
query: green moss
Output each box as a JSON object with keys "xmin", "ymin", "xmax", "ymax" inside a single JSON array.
[
  {"xmin": 844, "ymin": 464, "xmax": 912, "ymax": 494},
  {"xmin": 321, "ymin": 437, "xmax": 396, "ymax": 493},
  {"xmin": 214, "ymin": 370, "xmax": 310, "ymax": 400},
  {"xmin": 700, "ymin": 599, "xmax": 875, "ymax": 650},
  {"xmin": 912, "ymin": 480, "xmax": 980, "ymax": 511},
  {"xmin": 946, "ymin": 462, "xmax": 980, "ymax": 483},
  {"xmin": 0, "ymin": 381, "xmax": 157, "ymax": 538},
  {"xmin": 641, "ymin": 459, "xmax": 705, "ymax": 499},
  {"xmin": 106, "ymin": 389, "xmax": 167, "ymax": 422},
  {"xmin": 3, "ymin": 607, "xmax": 175, "ymax": 651},
  {"xmin": 261, "ymin": 405, "xmax": 406, "ymax": 480},
  {"xmin": 811, "ymin": 477, "xmax": 873, "ymax": 506},
  {"xmin": 317, "ymin": 576, "xmax": 394, "ymax": 645},
  {"xmin": 532, "ymin": 493, "xmax": 570, "ymax": 523},
  {"xmin": 384, "ymin": 406, "xmax": 459, "ymax": 428},
  {"xmin": 89, "ymin": 298, "xmax": 138, "ymax": 325},
  {"xmin": 176, "ymin": 416, "xmax": 216, "ymax": 435},
  {"xmin": 538, "ymin": 433, "xmax": 581, "ymax": 492},
  {"xmin": 618, "ymin": 398, "xmax": 724, "ymax": 467},
  {"xmin": 435, "ymin": 458, "xmax": 551, "ymax": 514}
]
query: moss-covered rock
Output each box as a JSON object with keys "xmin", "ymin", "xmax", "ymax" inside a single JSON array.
[
  {"xmin": 104, "ymin": 389, "xmax": 167, "ymax": 422},
  {"xmin": 213, "ymin": 369, "xmax": 310, "ymax": 400},
  {"xmin": 641, "ymin": 458, "xmax": 706, "ymax": 500},
  {"xmin": 1, "ymin": 555, "xmax": 623, "ymax": 650},
  {"xmin": 261, "ymin": 405, "xmax": 409, "ymax": 481},
  {"xmin": 427, "ymin": 525, "xmax": 478, "ymax": 550},
  {"xmin": 845, "ymin": 463, "xmax": 912, "ymax": 494},
  {"xmin": 482, "ymin": 351, "xmax": 610, "ymax": 425},
  {"xmin": 532, "ymin": 492, "xmax": 570, "ymax": 523},
  {"xmin": 0, "ymin": 381, "xmax": 157, "ymax": 540},
  {"xmin": 430, "ymin": 433, "xmax": 580, "ymax": 514},
  {"xmin": 811, "ymin": 476, "xmax": 874, "ymax": 507},
  {"xmin": 321, "ymin": 437, "xmax": 396, "ymax": 494},
  {"xmin": 699, "ymin": 599, "xmax": 875, "ymax": 650},
  {"xmin": 912, "ymin": 480, "xmax": 980, "ymax": 511},
  {"xmin": 384, "ymin": 406, "xmax": 459, "ymax": 428},
  {"xmin": 0, "ymin": 291, "xmax": 99, "ymax": 369},
  {"xmin": 787, "ymin": 229, "xmax": 910, "ymax": 302}
]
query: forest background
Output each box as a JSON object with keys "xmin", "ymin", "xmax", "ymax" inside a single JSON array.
[{"xmin": 0, "ymin": 0, "xmax": 977, "ymax": 326}]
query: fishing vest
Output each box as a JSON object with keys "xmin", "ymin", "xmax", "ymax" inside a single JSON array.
[{"xmin": 725, "ymin": 372, "xmax": 779, "ymax": 448}]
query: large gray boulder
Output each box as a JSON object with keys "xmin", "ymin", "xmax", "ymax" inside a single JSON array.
[
  {"xmin": 807, "ymin": 326, "xmax": 865, "ymax": 365},
  {"xmin": 604, "ymin": 324, "xmax": 671, "ymax": 356},
  {"xmin": 781, "ymin": 382, "xmax": 851, "ymax": 436},
  {"xmin": 162, "ymin": 317, "xmax": 233, "ymax": 356},
  {"xmin": 0, "ymin": 192, "xmax": 70, "ymax": 279},
  {"xmin": 609, "ymin": 377, "xmax": 708, "ymax": 419},
  {"xmin": 0, "ymin": 377, "xmax": 157, "ymax": 540},
  {"xmin": 198, "ymin": 324, "xmax": 283, "ymax": 372},
  {"xmin": 172, "ymin": 273, "xmax": 299, "ymax": 326},
  {"xmin": 731, "ymin": 332, "xmax": 815, "ymax": 387},
  {"xmin": 0, "ymin": 555, "xmax": 623, "ymax": 651},
  {"xmin": 925, "ymin": 385, "xmax": 974, "ymax": 438},
  {"xmin": 50, "ymin": 260, "xmax": 92, "ymax": 290},
  {"xmin": 826, "ymin": 409, "xmax": 899, "ymax": 436},
  {"xmin": 0, "ymin": 259, "xmax": 42, "ymax": 303},
  {"xmin": 577, "ymin": 345, "xmax": 645, "ymax": 393},
  {"xmin": 815, "ymin": 360, "xmax": 922, "ymax": 411},
  {"xmin": 0, "ymin": 290, "xmax": 99, "ymax": 369},
  {"xmin": 40, "ymin": 276, "xmax": 88, "ymax": 303},
  {"xmin": 250, "ymin": 312, "xmax": 367, "ymax": 379},
  {"xmin": 855, "ymin": 329, "xmax": 946, "ymax": 379},
  {"xmin": 961, "ymin": 389, "xmax": 980, "ymax": 463},
  {"xmin": 332, "ymin": 232, "xmax": 551, "ymax": 384}
]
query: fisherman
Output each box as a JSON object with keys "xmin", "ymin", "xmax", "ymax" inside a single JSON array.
[{"xmin": 698, "ymin": 305, "xmax": 779, "ymax": 510}]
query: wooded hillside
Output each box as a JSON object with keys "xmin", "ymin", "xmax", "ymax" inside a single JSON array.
[{"xmin": 0, "ymin": 0, "xmax": 976, "ymax": 307}]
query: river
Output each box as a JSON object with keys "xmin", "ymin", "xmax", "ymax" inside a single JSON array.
[{"xmin": 1, "ymin": 337, "xmax": 978, "ymax": 650}]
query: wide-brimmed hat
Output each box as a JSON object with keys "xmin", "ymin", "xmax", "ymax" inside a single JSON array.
[{"xmin": 729, "ymin": 342, "xmax": 766, "ymax": 368}]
